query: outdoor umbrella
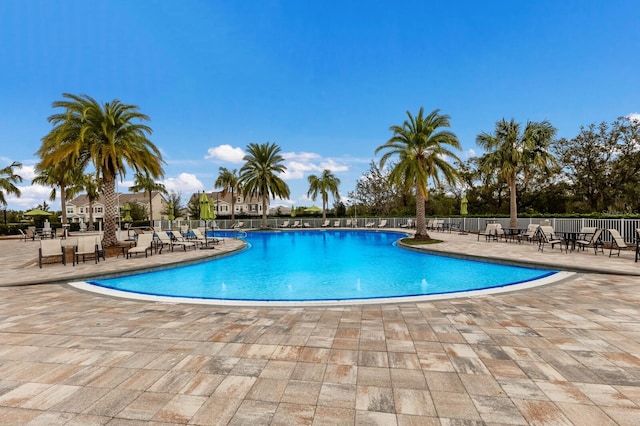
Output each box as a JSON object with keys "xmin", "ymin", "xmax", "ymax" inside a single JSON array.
[
  {"xmin": 122, "ymin": 203, "xmax": 133, "ymax": 223},
  {"xmin": 24, "ymin": 209, "xmax": 53, "ymax": 217},
  {"xmin": 167, "ymin": 201, "xmax": 175, "ymax": 221},
  {"xmin": 460, "ymin": 196, "xmax": 468, "ymax": 216},
  {"xmin": 304, "ymin": 205, "xmax": 322, "ymax": 214},
  {"xmin": 290, "ymin": 205, "xmax": 295, "ymax": 217},
  {"xmin": 199, "ymin": 193, "xmax": 213, "ymax": 236}
]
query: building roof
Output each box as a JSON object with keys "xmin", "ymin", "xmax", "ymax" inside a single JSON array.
[{"xmin": 68, "ymin": 192, "xmax": 166, "ymax": 206}]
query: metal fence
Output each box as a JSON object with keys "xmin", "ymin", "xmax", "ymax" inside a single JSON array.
[{"xmin": 153, "ymin": 217, "xmax": 640, "ymax": 243}]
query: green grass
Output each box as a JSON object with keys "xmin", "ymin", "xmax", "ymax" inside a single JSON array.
[{"xmin": 400, "ymin": 237, "xmax": 443, "ymax": 245}]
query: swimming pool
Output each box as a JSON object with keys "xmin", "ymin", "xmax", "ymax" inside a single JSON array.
[{"xmin": 87, "ymin": 230, "xmax": 559, "ymax": 302}]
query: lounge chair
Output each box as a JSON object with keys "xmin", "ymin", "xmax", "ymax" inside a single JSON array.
[
  {"xmin": 231, "ymin": 222, "xmax": 244, "ymax": 229},
  {"xmin": 519, "ymin": 224, "xmax": 539, "ymax": 243},
  {"xmin": 127, "ymin": 234, "xmax": 154, "ymax": 258},
  {"xmin": 27, "ymin": 226, "xmax": 40, "ymax": 241},
  {"xmin": 18, "ymin": 228, "xmax": 28, "ymax": 242},
  {"xmin": 477, "ymin": 223, "xmax": 498, "ymax": 241},
  {"xmin": 345, "ymin": 219, "xmax": 353, "ymax": 228},
  {"xmin": 426, "ymin": 219, "xmax": 434, "ymax": 230},
  {"xmin": 279, "ymin": 220, "xmax": 290, "ymax": 228},
  {"xmin": 172, "ymin": 234, "xmax": 197, "ymax": 251},
  {"xmin": 377, "ymin": 219, "xmax": 387, "ymax": 228},
  {"xmin": 192, "ymin": 228, "xmax": 222, "ymax": 246},
  {"xmin": 608, "ymin": 229, "xmax": 630, "ymax": 257},
  {"xmin": 400, "ymin": 219, "xmax": 414, "ymax": 229},
  {"xmin": 494, "ymin": 223, "xmax": 506, "ymax": 241},
  {"xmin": 39, "ymin": 239, "xmax": 65, "ymax": 268},
  {"xmin": 333, "ymin": 220, "xmax": 340, "ymax": 227},
  {"xmin": 75, "ymin": 236, "xmax": 105, "ymax": 264},
  {"xmin": 365, "ymin": 221, "xmax": 375, "ymax": 228},
  {"xmin": 537, "ymin": 226, "xmax": 565, "ymax": 253},
  {"xmin": 303, "ymin": 222, "xmax": 311, "ymax": 228},
  {"xmin": 291, "ymin": 220, "xmax": 301, "ymax": 228},
  {"xmin": 433, "ymin": 219, "xmax": 444, "ymax": 232},
  {"xmin": 321, "ymin": 220, "xmax": 330, "ymax": 227},
  {"xmin": 576, "ymin": 228, "xmax": 604, "ymax": 254},
  {"xmin": 155, "ymin": 231, "xmax": 176, "ymax": 253}
]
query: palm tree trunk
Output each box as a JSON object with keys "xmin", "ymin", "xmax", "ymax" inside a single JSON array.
[
  {"xmin": 103, "ymin": 177, "xmax": 117, "ymax": 247},
  {"xmin": 322, "ymin": 198, "xmax": 326, "ymax": 222},
  {"xmin": 261, "ymin": 196, "xmax": 268, "ymax": 228},
  {"xmin": 509, "ymin": 176, "xmax": 518, "ymax": 229},
  {"xmin": 60, "ymin": 186, "xmax": 67, "ymax": 225},
  {"xmin": 88, "ymin": 201, "xmax": 95, "ymax": 231},
  {"xmin": 231, "ymin": 188, "xmax": 235, "ymax": 222},
  {"xmin": 414, "ymin": 187, "xmax": 430, "ymax": 240}
]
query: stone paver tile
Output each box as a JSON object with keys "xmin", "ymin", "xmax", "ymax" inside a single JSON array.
[
  {"xmin": 259, "ymin": 360, "xmax": 297, "ymax": 379},
  {"xmin": 356, "ymin": 385, "xmax": 395, "ymax": 413},
  {"xmin": 555, "ymin": 402, "xmax": 617, "ymax": 426},
  {"xmin": 358, "ymin": 351, "xmax": 389, "ymax": 368},
  {"xmin": 333, "ymin": 338, "xmax": 360, "ymax": 350},
  {"xmin": 482, "ymin": 358, "xmax": 527, "ymax": 378},
  {"xmin": 390, "ymin": 368, "xmax": 427, "ymax": 390},
  {"xmin": 355, "ymin": 410, "xmax": 398, "ymax": 425},
  {"xmin": 419, "ymin": 353, "xmax": 456, "ymax": 372},
  {"xmin": 147, "ymin": 370, "xmax": 194, "ymax": 393},
  {"xmin": 393, "ymin": 388, "xmax": 436, "ymax": 416},
  {"xmin": 496, "ymin": 377, "xmax": 548, "ymax": 401},
  {"xmin": 246, "ymin": 377, "xmax": 288, "ymax": 403},
  {"xmin": 179, "ymin": 372, "xmax": 225, "ymax": 396},
  {"xmin": 470, "ymin": 395, "xmax": 527, "ymax": 424},
  {"xmin": 386, "ymin": 339, "xmax": 415, "ymax": 353},
  {"xmin": 117, "ymin": 391, "xmax": 173, "ymax": 420},
  {"xmin": 172, "ymin": 354, "xmax": 210, "ymax": 372},
  {"xmin": 117, "ymin": 369, "xmax": 166, "ymax": 391},
  {"xmin": 459, "ymin": 373, "xmax": 505, "ymax": 397},
  {"xmin": 430, "ymin": 391, "xmax": 481, "ymax": 421},
  {"xmin": 312, "ymin": 406, "xmax": 355, "ymax": 425},
  {"xmin": 356, "ymin": 366, "xmax": 391, "ymax": 387},
  {"xmin": 600, "ymin": 406, "xmax": 640, "ymax": 426},
  {"xmin": 388, "ymin": 352, "xmax": 421, "ymax": 369},
  {"xmin": 86, "ymin": 367, "xmax": 134, "ymax": 388},
  {"xmin": 328, "ymin": 349, "xmax": 358, "ymax": 365},
  {"xmin": 0, "ymin": 407, "xmax": 42, "ymax": 424},
  {"xmin": 228, "ymin": 358, "xmax": 267, "ymax": 377},
  {"xmin": 299, "ymin": 347, "xmax": 331, "ymax": 363},
  {"xmin": 358, "ymin": 339, "xmax": 387, "ymax": 352},
  {"xmin": 424, "ymin": 371, "xmax": 465, "ymax": 393},
  {"xmin": 25, "ymin": 410, "xmax": 75, "ymax": 425},
  {"xmin": 535, "ymin": 380, "xmax": 592, "ymax": 404},
  {"xmin": 317, "ymin": 383, "xmax": 356, "ymax": 409},
  {"xmin": 281, "ymin": 380, "xmax": 322, "ymax": 405},
  {"xmin": 270, "ymin": 345, "xmax": 304, "ymax": 361},
  {"xmin": 616, "ymin": 384, "xmax": 640, "ymax": 404},
  {"xmin": 190, "ymin": 396, "xmax": 242, "ymax": 426},
  {"xmin": 396, "ymin": 413, "xmax": 439, "ymax": 425},
  {"xmin": 512, "ymin": 399, "xmax": 573, "ymax": 425},
  {"xmin": 50, "ymin": 386, "xmax": 109, "ymax": 414},
  {"xmin": 212, "ymin": 375, "xmax": 257, "ymax": 399},
  {"xmin": 84, "ymin": 388, "xmax": 142, "ymax": 417},
  {"xmin": 200, "ymin": 356, "xmax": 240, "ymax": 375},
  {"xmin": 63, "ymin": 413, "xmax": 111, "ymax": 425},
  {"xmin": 324, "ymin": 364, "xmax": 357, "ymax": 384},
  {"xmin": 516, "ymin": 360, "xmax": 566, "ymax": 381},
  {"xmin": 270, "ymin": 402, "xmax": 315, "ymax": 425},
  {"xmin": 579, "ymin": 382, "xmax": 637, "ymax": 408},
  {"xmin": 228, "ymin": 399, "xmax": 277, "ymax": 425},
  {"xmin": 20, "ymin": 384, "xmax": 79, "ymax": 410},
  {"xmin": 291, "ymin": 362, "xmax": 326, "ymax": 382},
  {"xmin": 0, "ymin": 382, "xmax": 51, "ymax": 407},
  {"xmin": 153, "ymin": 394, "xmax": 207, "ymax": 424}
]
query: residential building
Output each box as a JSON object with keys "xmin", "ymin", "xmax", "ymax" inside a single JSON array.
[
  {"xmin": 66, "ymin": 192, "xmax": 168, "ymax": 223},
  {"xmin": 188, "ymin": 191, "xmax": 266, "ymax": 218}
]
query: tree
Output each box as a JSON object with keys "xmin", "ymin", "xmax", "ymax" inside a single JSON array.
[
  {"xmin": 130, "ymin": 171, "xmax": 168, "ymax": 227},
  {"xmin": 0, "ymin": 161, "xmax": 23, "ymax": 206},
  {"xmin": 477, "ymin": 118, "xmax": 556, "ymax": 228},
  {"xmin": 68, "ymin": 174, "xmax": 101, "ymax": 231},
  {"xmin": 376, "ymin": 108, "xmax": 461, "ymax": 240},
  {"xmin": 215, "ymin": 167, "xmax": 240, "ymax": 221},
  {"xmin": 163, "ymin": 191, "xmax": 183, "ymax": 218},
  {"xmin": 239, "ymin": 142, "xmax": 290, "ymax": 229},
  {"xmin": 38, "ymin": 93, "xmax": 165, "ymax": 246},
  {"xmin": 32, "ymin": 163, "xmax": 82, "ymax": 225},
  {"xmin": 307, "ymin": 169, "xmax": 341, "ymax": 222},
  {"xmin": 347, "ymin": 160, "xmax": 412, "ymax": 216}
]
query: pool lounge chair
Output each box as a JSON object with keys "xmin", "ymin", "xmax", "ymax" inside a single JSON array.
[
  {"xmin": 365, "ymin": 221, "xmax": 375, "ymax": 228},
  {"xmin": 477, "ymin": 223, "xmax": 498, "ymax": 241},
  {"xmin": 231, "ymin": 222, "xmax": 244, "ymax": 229},
  {"xmin": 333, "ymin": 220, "xmax": 340, "ymax": 227},
  {"xmin": 291, "ymin": 220, "xmax": 302, "ymax": 228},
  {"xmin": 345, "ymin": 219, "xmax": 353, "ymax": 228},
  {"xmin": 127, "ymin": 234, "xmax": 154, "ymax": 258},
  {"xmin": 400, "ymin": 219, "xmax": 414, "ymax": 229},
  {"xmin": 39, "ymin": 239, "xmax": 65, "ymax": 268},
  {"xmin": 75, "ymin": 236, "xmax": 104, "ymax": 264},
  {"xmin": 377, "ymin": 219, "xmax": 387, "ymax": 228},
  {"xmin": 303, "ymin": 222, "xmax": 311, "ymax": 228},
  {"xmin": 607, "ymin": 229, "xmax": 630, "ymax": 257},
  {"xmin": 192, "ymin": 228, "xmax": 222, "ymax": 247},
  {"xmin": 279, "ymin": 220, "xmax": 290, "ymax": 228},
  {"xmin": 321, "ymin": 220, "xmax": 330, "ymax": 227},
  {"xmin": 537, "ymin": 226, "xmax": 565, "ymax": 253},
  {"xmin": 576, "ymin": 228, "xmax": 604, "ymax": 254},
  {"xmin": 519, "ymin": 224, "xmax": 539, "ymax": 243}
]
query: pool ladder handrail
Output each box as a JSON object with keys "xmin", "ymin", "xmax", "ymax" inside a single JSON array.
[{"xmin": 234, "ymin": 230, "xmax": 248, "ymax": 239}]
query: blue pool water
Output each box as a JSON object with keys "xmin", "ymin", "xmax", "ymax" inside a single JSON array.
[{"xmin": 89, "ymin": 230, "xmax": 557, "ymax": 301}]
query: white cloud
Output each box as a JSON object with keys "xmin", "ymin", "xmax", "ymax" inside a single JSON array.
[
  {"xmin": 465, "ymin": 148, "xmax": 476, "ymax": 159},
  {"xmin": 5, "ymin": 183, "xmax": 54, "ymax": 210},
  {"xmin": 280, "ymin": 151, "xmax": 350, "ymax": 181},
  {"xmin": 205, "ymin": 144, "xmax": 245, "ymax": 163},
  {"xmin": 162, "ymin": 173, "xmax": 205, "ymax": 193},
  {"xmin": 627, "ymin": 112, "xmax": 640, "ymax": 123}
]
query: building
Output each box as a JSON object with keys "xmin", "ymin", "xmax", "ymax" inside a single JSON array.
[
  {"xmin": 66, "ymin": 192, "xmax": 168, "ymax": 223},
  {"xmin": 188, "ymin": 191, "xmax": 266, "ymax": 218}
]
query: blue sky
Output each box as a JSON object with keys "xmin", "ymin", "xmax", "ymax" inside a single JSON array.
[{"xmin": 1, "ymin": 1, "xmax": 639, "ymax": 211}]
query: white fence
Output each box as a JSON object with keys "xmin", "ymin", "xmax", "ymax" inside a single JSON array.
[{"xmin": 154, "ymin": 217, "xmax": 640, "ymax": 244}]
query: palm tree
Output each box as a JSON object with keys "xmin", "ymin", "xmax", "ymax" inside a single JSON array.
[
  {"xmin": 375, "ymin": 107, "xmax": 461, "ymax": 240},
  {"xmin": 38, "ymin": 93, "xmax": 165, "ymax": 246},
  {"xmin": 477, "ymin": 118, "xmax": 556, "ymax": 228},
  {"xmin": 32, "ymin": 163, "xmax": 82, "ymax": 225},
  {"xmin": 68, "ymin": 174, "xmax": 101, "ymax": 231},
  {"xmin": 239, "ymin": 142, "xmax": 290, "ymax": 229},
  {"xmin": 0, "ymin": 161, "xmax": 23, "ymax": 206},
  {"xmin": 214, "ymin": 167, "xmax": 241, "ymax": 222},
  {"xmin": 307, "ymin": 169, "xmax": 341, "ymax": 222},
  {"xmin": 129, "ymin": 171, "xmax": 168, "ymax": 228}
]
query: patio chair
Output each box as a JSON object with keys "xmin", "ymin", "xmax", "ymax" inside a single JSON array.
[
  {"xmin": 377, "ymin": 219, "xmax": 387, "ymax": 228},
  {"xmin": 18, "ymin": 228, "xmax": 29, "ymax": 242},
  {"xmin": 127, "ymin": 234, "xmax": 154, "ymax": 258},
  {"xmin": 155, "ymin": 231, "xmax": 176, "ymax": 253},
  {"xmin": 400, "ymin": 219, "xmax": 414, "ymax": 229},
  {"xmin": 171, "ymin": 234, "xmax": 197, "ymax": 251},
  {"xmin": 519, "ymin": 224, "xmax": 540, "ymax": 243},
  {"xmin": 321, "ymin": 220, "xmax": 330, "ymax": 227},
  {"xmin": 333, "ymin": 220, "xmax": 340, "ymax": 227},
  {"xmin": 39, "ymin": 239, "xmax": 65, "ymax": 268},
  {"xmin": 75, "ymin": 236, "xmax": 104, "ymax": 264},
  {"xmin": 303, "ymin": 222, "xmax": 311, "ymax": 228},
  {"xmin": 576, "ymin": 228, "xmax": 604, "ymax": 254},
  {"xmin": 537, "ymin": 226, "xmax": 565, "ymax": 253},
  {"xmin": 345, "ymin": 219, "xmax": 353, "ymax": 228},
  {"xmin": 607, "ymin": 229, "xmax": 630, "ymax": 257},
  {"xmin": 477, "ymin": 223, "xmax": 498, "ymax": 241},
  {"xmin": 279, "ymin": 220, "xmax": 290, "ymax": 228},
  {"xmin": 291, "ymin": 220, "xmax": 302, "ymax": 228},
  {"xmin": 27, "ymin": 226, "xmax": 40, "ymax": 241},
  {"xmin": 193, "ymin": 228, "xmax": 222, "ymax": 246},
  {"xmin": 365, "ymin": 221, "xmax": 375, "ymax": 228}
]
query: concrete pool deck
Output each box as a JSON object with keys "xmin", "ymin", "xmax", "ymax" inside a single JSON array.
[{"xmin": 0, "ymin": 230, "xmax": 639, "ymax": 424}]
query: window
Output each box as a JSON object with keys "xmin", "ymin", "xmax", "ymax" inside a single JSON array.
[
  {"xmin": 96, "ymin": 207, "xmax": 103, "ymax": 213},
  {"xmin": 237, "ymin": 197, "xmax": 242, "ymax": 203},
  {"xmin": 79, "ymin": 208, "xmax": 83, "ymax": 213},
  {"xmin": 66, "ymin": 207, "xmax": 73, "ymax": 213}
]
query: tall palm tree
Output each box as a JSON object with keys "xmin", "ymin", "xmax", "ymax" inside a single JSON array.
[
  {"xmin": 67, "ymin": 174, "xmax": 101, "ymax": 231},
  {"xmin": 376, "ymin": 107, "xmax": 461, "ymax": 240},
  {"xmin": 215, "ymin": 167, "xmax": 240, "ymax": 222},
  {"xmin": 307, "ymin": 169, "xmax": 341, "ymax": 222},
  {"xmin": 129, "ymin": 171, "xmax": 168, "ymax": 228},
  {"xmin": 0, "ymin": 161, "xmax": 23, "ymax": 206},
  {"xmin": 239, "ymin": 142, "xmax": 290, "ymax": 229},
  {"xmin": 38, "ymin": 93, "xmax": 165, "ymax": 246},
  {"xmin": 32, "ymin": 163, "xmax": 82, "ymax": 225},
  {"xmin": 477, "ymin": 118, "xmax": 556, "ymax": 228}
]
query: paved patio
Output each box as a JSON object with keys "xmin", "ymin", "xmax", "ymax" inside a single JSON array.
[{"xmin": 0, "ymin": 230, "xmax": 639, "ymax": 424}]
